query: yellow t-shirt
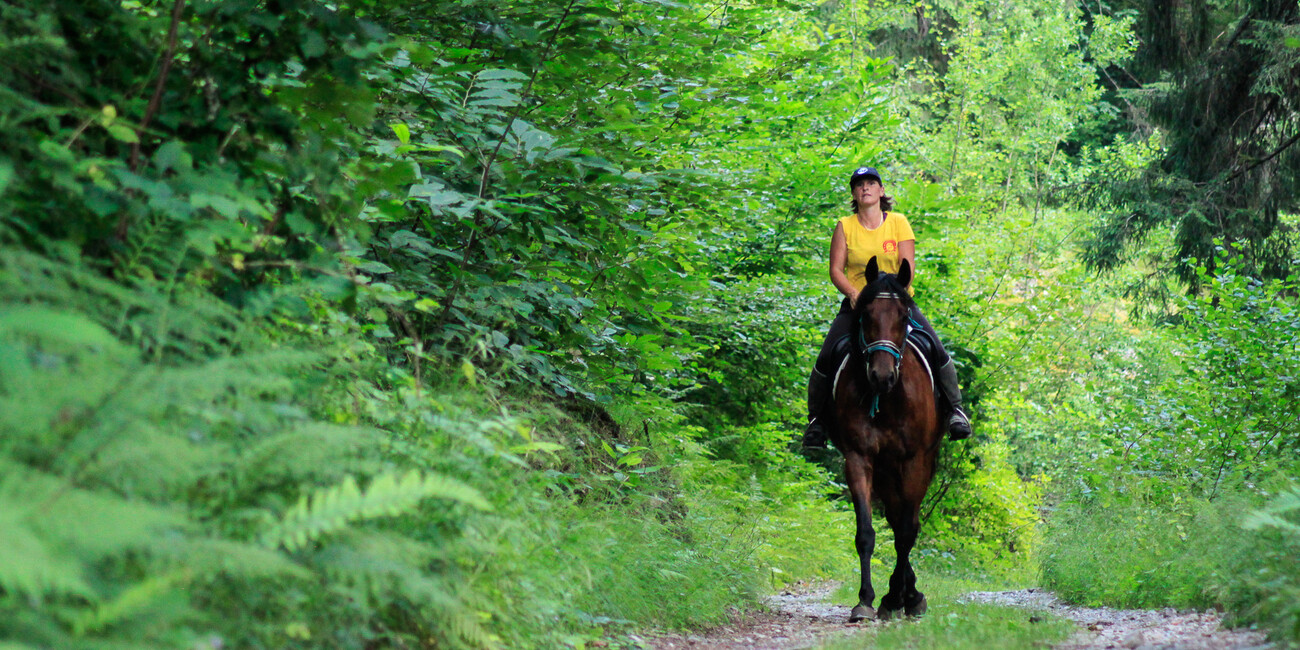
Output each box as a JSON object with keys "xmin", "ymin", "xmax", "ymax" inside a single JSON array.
[{"xmin": 840, "ymin": 212, "xmax": 915, "ymax": 293}]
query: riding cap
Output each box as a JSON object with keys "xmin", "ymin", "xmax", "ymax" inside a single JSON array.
[{"xmin": 849, "ymin": 166, "xmax": 883, "ymax": 186}]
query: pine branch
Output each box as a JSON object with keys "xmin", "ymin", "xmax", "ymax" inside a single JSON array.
[{"xmin": 1225, "ymin": 130, "xmax": 1300, "ymax": 184}]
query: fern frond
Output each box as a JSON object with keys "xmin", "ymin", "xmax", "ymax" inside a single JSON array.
[
  {"xmin": 236, "ymin": 423, "xmax": 387, "ymax": 487},
  {"xmin": 445, "ymin": 607, "xmax": 501, "ymax": 649},
  {"xmin": 162, "ymin": 539, "xmax": 308, "ymax": 581},
  {"xmin": 0, "ymin": 463, "xmax": 182, "ymax": 561},
  {"xmin": 0, "ymin": 307, "xmax": 125, "ymax": 354},
  {"xmin": 261, "ymin": 471, "xmax": 490, "ymax": 551},
  {"xmin": 1244, "ymin": 487, "xmax": 1300, "ymax": 534},
  {"xmin": 70, "ymin": 570, "xmax": 187, "ymax": 635},
  {"xmin": 0, "ymin": 248, "xmax": 246, "ymax": 360},
  {"xmin": 310, "ymin": 532, "xmax": 500, "ymax": 650},
  {"xmin": 0, "ymin": 511, "xmax": 94, "ymax": 601}
]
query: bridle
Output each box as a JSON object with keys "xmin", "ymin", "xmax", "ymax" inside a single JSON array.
[
  {"xmin": 858, "ymin": 291, "xmax": 911, "ymax": 377},
  {"xmin": 857, "ymin": 290, "xmax": 912, "ymax": 416}
]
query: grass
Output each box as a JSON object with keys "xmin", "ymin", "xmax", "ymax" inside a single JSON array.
[
  {"xmin": 1040, "ymin": 482, "xmax": 1300, "ymax": 646},
  {"xmin": 818, "ymin": 570, "xmax": 1073, "ymax": 650}
]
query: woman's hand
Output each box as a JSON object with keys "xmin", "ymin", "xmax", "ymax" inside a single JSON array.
[{"xmin": 849, "ymin": 290, "xmax": 860, "ymax": 309}]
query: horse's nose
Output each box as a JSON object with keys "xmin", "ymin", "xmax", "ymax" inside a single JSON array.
[{"xmin": 868, "ymin": 366, "xmax": 895, "ymax": 391}]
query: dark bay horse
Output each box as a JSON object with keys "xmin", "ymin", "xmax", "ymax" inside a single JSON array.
[{"xmin": 829, "ymin": 257, "xmax": 944, "ymax": 622}]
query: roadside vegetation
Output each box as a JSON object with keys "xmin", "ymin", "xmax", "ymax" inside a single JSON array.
[{"xmin": 1, "ymin": 0, "xmax": 1297, "ymax": 648}]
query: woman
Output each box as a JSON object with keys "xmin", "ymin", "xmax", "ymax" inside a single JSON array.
[{"xmin": 802, "ymin": 166, "xmax": 972, "ymax": 448}]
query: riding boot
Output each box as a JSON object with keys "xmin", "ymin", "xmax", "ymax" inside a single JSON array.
[
  {"xmin": 936, "ymin": 360, "xmax": 973, "ymax": 440},
  {"xmin": 801, "ymin": 368, "xmax": 832, "ymax": 449}
]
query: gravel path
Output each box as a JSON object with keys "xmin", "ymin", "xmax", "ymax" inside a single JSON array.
[
  {"xmin": 961, "ymin": 589, "xmax": 1273, "ymax": 650},
  {"xmin": 638, "ymin": 585, "xmax": 1275, "ymax": 649},
  {"xmin": 637, "ymin": 581, "xmax": 862, "ymax": 649}
]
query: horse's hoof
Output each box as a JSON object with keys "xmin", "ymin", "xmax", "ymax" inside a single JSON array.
[
  {"xmin": 876, "ymin": 606, "xmax": 900, "ymax": 621},
  {"xmin": 905, "ymin": 596, "xmax": 928, "ymax": 617},
  {"xmin": 849, "ymin": 604, "xmax": 875, "ymax": 622}
]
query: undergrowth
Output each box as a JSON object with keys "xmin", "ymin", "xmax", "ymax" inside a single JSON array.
[
  {"xmin": 0, "ymin": 245, "xmax": 871, "ymax": 648},
  {"xmin": 1041, "ymin": 480, "xmax": 1300, "ymax": 646}
]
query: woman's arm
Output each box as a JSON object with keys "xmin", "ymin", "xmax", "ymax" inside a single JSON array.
[
  {"xmin": 829, "ymin": 222, "xmax": 860, "ymax": 305},
  {"xmin": 898, "ymin": 239, "xmax": 915, "ymax": 282}
]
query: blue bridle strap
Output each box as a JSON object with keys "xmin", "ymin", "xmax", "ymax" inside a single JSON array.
[{"xmin": 865, "ymin": 341, "xmax": 902, "ymax": 359}]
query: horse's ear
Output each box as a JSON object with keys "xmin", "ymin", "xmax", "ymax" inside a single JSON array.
[
  {"xmin": 897, "ymin": 258, "xmax": 912, "ymax": 288},
  {"xmin": 865, "ymin": 256, "xmax": 879, "ymax": 284}
]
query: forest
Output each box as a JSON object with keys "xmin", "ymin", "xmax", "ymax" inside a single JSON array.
[{"xmin": 1, "ymin": 0, "xmax": 1298, "ymax": 648}]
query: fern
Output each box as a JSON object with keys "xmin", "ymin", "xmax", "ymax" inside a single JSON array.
[
  {"xmin": 0, "ymin": 248, "xmax": 248, "ymax": 360},
  {"xmin": 1243, "ymin": 486, "xmax": 1300, "ymax": 534},
  {"xmin": 70, "ymin": 570, "xmax": 188, "ymax": 635},
  {"xmin": 261, "ymin": 471, "xmax": 490, "ymax": 551},
  {"xmin": 0, "ymin": 510, "xmax": 94, "ymax": 602}
]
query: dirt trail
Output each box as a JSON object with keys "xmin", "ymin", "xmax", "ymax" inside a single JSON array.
[
  {"xmin": 961, "ymin": 590, "xmax": 1272, "ymax": 650},
  {"xmin": 640, "ymin": 583, "xmax": 1274, "ymax": 650},
  {"xmin": 638, "ymin": 582, "xmax": 861, "ymax": 650}
]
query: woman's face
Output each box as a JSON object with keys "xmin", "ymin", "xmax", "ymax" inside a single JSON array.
[{"xmin": 852, "ymin": 179, "xmax": 883, "ymax": 207}]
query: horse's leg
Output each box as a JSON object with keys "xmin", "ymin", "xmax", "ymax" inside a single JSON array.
[
  {"xmin": 873, "ymin": 480, "xmax": 905, "ymax": 619},
  {"xmin": 882, "ymin": 456, "xmax": 935, "ymax": 619},
  {"xmin": 844, "ymin": 452, "xmax": 876, "ymax": 623},
  {"xmin": 875, "ymin": 491, "xmax": 918, "ymax": 619}
]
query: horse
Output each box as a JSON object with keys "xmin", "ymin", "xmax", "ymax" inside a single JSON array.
[{"xmin": 829, "ymin": 256, "xmax": 944, "ymax": 622}]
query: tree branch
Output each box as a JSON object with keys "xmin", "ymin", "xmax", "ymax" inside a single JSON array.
[
  {"xmin": 1225, "ymin": 130, "xmax": 1300, "ymax": 184},
  {"xmin": 118, "ymin": 0, "xmax": 186, "ymax": 242}
]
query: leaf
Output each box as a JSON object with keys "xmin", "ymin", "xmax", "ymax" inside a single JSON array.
[
  {"xmin": 106, "ymin": 124, "xmax": 139, "ymax": 144},
  {"xmin": 0, "ymin": 308, "xmax": 124, "ymax": 353},
  {"xmin": 509, "ymin": 441, "xmax": 566, "ymax": 454},
  {"xmin": 72, "ymin": 571, "xmax": 187, "ymax": 634},
  {"xmin": 476, "ymin": 68, "xmax": 529, "ymax": 81},
  {"xmin": 0, "ymin": 512, "xmax": 95, "ymax": 601},
  {"xmin": 152, "ymin": 140, "xmax": 192, "ymax": 172},
  {"xmin": 355, "ymin": 260, "xmax": 393, "ymax": 274},
  {"xmin": 390, "ymin": 122, "xmax": 411, "ymax": 145},
  {"xmin": 301, "ymin": 29, "xmax": 327, "ymax": 58}
]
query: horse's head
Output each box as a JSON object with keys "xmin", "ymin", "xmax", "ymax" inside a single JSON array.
[{"xmin": 854, "ymin": 256, "xmax": 914, "ymax": 395}]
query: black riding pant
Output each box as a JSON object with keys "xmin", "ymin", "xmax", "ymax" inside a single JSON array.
[{"xmin": 813, "ymin": 297, "xmax": 950, "ymax": 377}]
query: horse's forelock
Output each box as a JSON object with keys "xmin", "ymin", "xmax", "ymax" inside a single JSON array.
[{"xmin": 855, "ymin": 273, "xmax": 914, "ymax": 314}]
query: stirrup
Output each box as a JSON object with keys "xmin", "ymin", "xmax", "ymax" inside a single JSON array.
[
  {"xmin": 948, "ymin": 408, "xmax": 972, "ymax": 440},
  {"xmin": 802, "ymin": 419, "xmax": 828, "ymax": 450}
]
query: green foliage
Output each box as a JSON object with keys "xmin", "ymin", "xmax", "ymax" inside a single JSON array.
[
  {"xmin": 1237, "ymin": 486, "xmax": 1300, "ymax": 643},
  {"xmin": 13, "ymin": 0, "xmax": 1300, "ymax": 646},
  {"xmin": 1024, "ymin": 246, "xmax": 1300, "ymax": 643},
  {"xmin": 1042, "ymin": 481, "xmax": 1300, "ymax": 646},
  {"xmin": 261, "ymin": 471, "xmax": 490, "ymax": 552},
  {"xmin": 1042, "ymin": 485, "xmax": 1244, "ymax": 610},
  {"xmin": 1077, "ymin": 0, "xmax": 1300, "ymax": 293}
]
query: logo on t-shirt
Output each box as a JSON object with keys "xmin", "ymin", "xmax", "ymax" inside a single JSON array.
[{"xmin": 882, "ymin": 240, "xmax": 897, "ymax": 253}]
